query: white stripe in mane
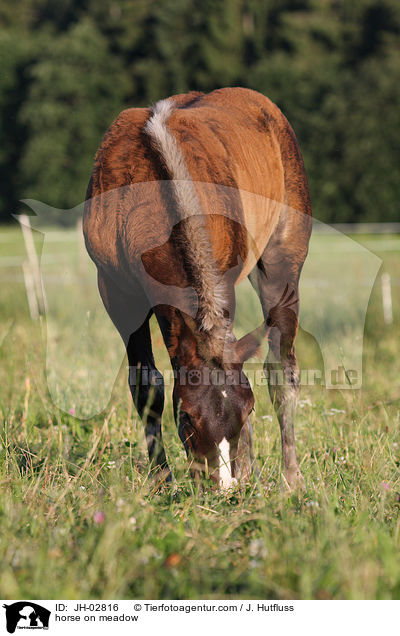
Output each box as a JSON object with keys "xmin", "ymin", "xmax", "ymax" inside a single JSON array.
[{"xmin": 143, "ymin": 98, "xmax": 227, "ymax": 333}]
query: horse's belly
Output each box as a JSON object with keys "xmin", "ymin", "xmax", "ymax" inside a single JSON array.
[{"xmin": 236, "ymin": 190, "xmax": 283, "ymax": 283}]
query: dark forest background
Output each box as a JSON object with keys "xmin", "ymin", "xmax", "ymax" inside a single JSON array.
[{"xmin": 1, "ymin": 0, "xmax": 399, "ymax": 225}]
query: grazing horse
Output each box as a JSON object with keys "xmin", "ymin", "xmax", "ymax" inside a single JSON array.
[{"xmin": 83, "ymin": 87, "xmax": 312, "ymax": 490}]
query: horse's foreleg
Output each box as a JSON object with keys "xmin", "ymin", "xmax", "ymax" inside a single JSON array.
[
  {"xmin": 98, "ymin": 270, "xmax": 172, "ymax": 484},
  {"xmin": 126, "ymin": 322, "xmax": 171, "ymax": 482},
  {"xmin": 250, "ymin": 265, "xmax": 304, "ymax": 491},
  {"xmin": 266, "ymin": 316, "xmax": 304, "ymax": 490}
]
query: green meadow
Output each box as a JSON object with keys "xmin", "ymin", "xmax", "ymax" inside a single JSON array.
[{"xmin": 0, "ymin": 224, "xmax": 399, "ymax": 599}]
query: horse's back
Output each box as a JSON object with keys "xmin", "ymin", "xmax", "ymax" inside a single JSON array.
[
  {"xmin": 84, "ymin": 88, "xmax": 311, "ymax": 285},
  {"xmin": 165, "ymin": 88, "xmax": 292, "ymax": 279}
]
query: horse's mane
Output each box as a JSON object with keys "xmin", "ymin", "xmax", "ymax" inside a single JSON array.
[{"xmin": 144, "ymin": 98, "xmax": 229, "ymax": 337}]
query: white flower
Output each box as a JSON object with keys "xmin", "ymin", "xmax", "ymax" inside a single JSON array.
[
  {"xmin": 305, "ymin": 500, "xmax": 319, "ymax": 508},
  {"xmin": 298, "ymin": 399, "xmax": 313, "ymax": 408},
  {"xmin": 249, "ymin": 539, "xmax": 268, "ymax": 559}
]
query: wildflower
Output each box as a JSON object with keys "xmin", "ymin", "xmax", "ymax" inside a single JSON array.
[
  {"xmin": 69, "ymin": 407, "xmax": 76, "ymax": 416},
  {"xmin": 93, "ymin": 511, "xmax": 106, "ymax": 524},
  {"xmin": 381, "ymin": 482, "xmax": 390, "ymax": 491},
  {"xmin": 298, "ymin": 399, "xmax": 313, "ymax": 408},
  {"xmin": 164, "ymin": 552, "xmax": 181, "ymax": 569},
  {"xmin": 324, "ymin": 409, "xmax": 345, "ymax": 416},
  {"xmin": 249, "ymin": 539, "xmax": 268, "ymax": 559},
  {"xmin": 116, "ymin": 497, "xmax": 125, "ymax": 509}
]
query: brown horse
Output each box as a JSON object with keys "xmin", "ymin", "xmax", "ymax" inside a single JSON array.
[{"xmin": 83, "ymin": 87, "xmax": 312, "ymax": 490}]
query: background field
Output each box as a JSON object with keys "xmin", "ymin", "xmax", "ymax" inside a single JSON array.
[{"xmin": 0, "ymin": 224, "xmax": 399, "ymax": 600}]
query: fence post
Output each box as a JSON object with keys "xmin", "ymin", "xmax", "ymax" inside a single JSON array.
[
  {"xmin": 22, "ymin": 260, "xmax": 39, "ymax": 320},
  {"xmin": 381, "ymin": 272, "xmax": 393, "ymax": 325},
  {"xmin": 18, "ymin": 213, "xmax": 48, "ymax": 315},
  {"xmin": 77, "ymin": 217, "xmax": 87, "ymax": 274}
]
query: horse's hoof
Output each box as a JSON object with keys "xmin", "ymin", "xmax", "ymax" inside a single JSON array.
[
  {"xmin": 148, "ymin": 467, "xmax": 174, "ymax": 492},
  {"xmin": 281, "ymin": 467, "xmax": 306, "ymax": 493}
]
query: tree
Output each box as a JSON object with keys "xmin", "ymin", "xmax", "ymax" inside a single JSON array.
[
  {"xmin": 0, "ymin": 29, "xmax": 35, "ymax": 222},
  {"xmin": 18, "ymin": 18, "xmax": 129, "ymax": 223},
  {"xmin": 1, "ymin": 0, "xmax": 400, "ymax": 224}
]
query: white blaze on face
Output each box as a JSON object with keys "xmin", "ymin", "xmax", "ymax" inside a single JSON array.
[{"xmin": 218, "ymin": 437, "xmax": 237, "ymax": 489}]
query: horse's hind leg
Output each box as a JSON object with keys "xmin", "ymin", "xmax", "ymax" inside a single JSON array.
[
  {"xmin": 249, "ymin": 259, "xmax": 304, "ymax": 491},
  {"xmin": 98, "ymin": 270, "xmax": 172, "ymax": 483}
]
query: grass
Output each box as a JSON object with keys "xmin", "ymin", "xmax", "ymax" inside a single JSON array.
[{"xmin": 0, "ymin": 223, "xmax": 399, "ymax": 599}]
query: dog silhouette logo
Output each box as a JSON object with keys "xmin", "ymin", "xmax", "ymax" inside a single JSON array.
[{"xmin": 3, "ymin": 602, "xmax": 50, "ymax": 633}]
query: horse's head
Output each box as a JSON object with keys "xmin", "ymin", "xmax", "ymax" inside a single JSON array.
[{"xmin": 169, "ymin": 312, "xmax": 267, "ymax": 488}]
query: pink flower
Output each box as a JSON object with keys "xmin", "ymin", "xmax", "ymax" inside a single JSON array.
[
  {"xmin": 381, "ymin": 482, "xmax": 390, "ymax": 491},
  {"xmin": 93, "ymin": 511, "xmax": 106, "ymax": 524},
  {"xmin": 69, "ymin": 407, "xmax": 76, "ymax": 415}
]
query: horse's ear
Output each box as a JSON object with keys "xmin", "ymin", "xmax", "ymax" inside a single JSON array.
[{"xmin": 233, "ymin": 321, "xmax": 269, "ymax": 363}]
